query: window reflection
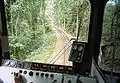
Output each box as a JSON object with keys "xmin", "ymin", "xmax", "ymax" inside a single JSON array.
[{"xmin": 99, "ymin": 0, "xmax": 120, "ymax": 73}]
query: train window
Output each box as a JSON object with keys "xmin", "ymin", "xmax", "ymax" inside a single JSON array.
[
  {"xmin": 4, "ymin": 0, "xmax": 90, "ymax": 66},
  {"xmin": 99, "ymin": 0, "xmax": 120, "ymax": 73}
]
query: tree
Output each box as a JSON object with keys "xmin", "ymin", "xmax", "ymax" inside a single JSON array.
[
  {"xmin": 5, "ymin": 0, "xmax": 51, "ymax": 60},
  {"xmin": 54, "ymin": 0, "xmax": 90, "ymax": 42}
]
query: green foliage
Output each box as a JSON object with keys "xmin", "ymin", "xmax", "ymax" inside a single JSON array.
[
  {"xmin": 102, "ymin": 4, "xmax": 115, "ymax": 44},
  {"xmin": 26, "ymin": 32, "xmax": 56, "ymax": 62},
  {"xmin": 100, "ymin": 2, "xmax": 120, "ymax": 72},
  {"xmin": 5, "ymin": 0, "xmax": 55, "ymax": 61},
  {"xmin": 5, "ymin": 0, "xmax": 90, "ymax": 63},
  {"xmin": 54, "ymin": 0, "xmax": 90, "ymax": 42}
]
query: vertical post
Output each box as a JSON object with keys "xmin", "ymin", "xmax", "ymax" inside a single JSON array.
[
  {"xmin": 76, "ymin": 6, "xmax": 80, "ymax": 41},
  {"xmin": 88, "ymin": 0, "xmax": 108, "ymax": 63},
  {"xmin": 0, "ymin": 1, "xmax": 3, "ymax": 66},
  {"xmin": 0, "ymin": 0, "xmax": 10, "ymax": 59}
]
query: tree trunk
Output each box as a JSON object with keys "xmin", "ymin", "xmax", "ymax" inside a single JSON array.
[
  {"xmin": 42, "ymin": 0, "xmax": 46, "ymax": 35},
  {"xmin": 76, "ymin": 6, "xmax": 79, "ymax": 38}
]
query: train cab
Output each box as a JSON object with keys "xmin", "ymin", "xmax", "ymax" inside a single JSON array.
[{"xmin": 0, "ymin": 0, "xmax": 120, "ymax": 83}]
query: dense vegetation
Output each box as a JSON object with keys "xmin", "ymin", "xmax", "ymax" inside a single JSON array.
[
  {"xmin": 4, "ymin": 0, "xmax": 56, "ymax": 62},
  {"xmin": 100, "ymin": 1, "xmax": 120, "ymax": 73},
  {"xmin": 54, "ymin": 0, "xmax": 90, "ymax": 42},
  {"xmin": 4, "ymin": 0, "xmax": 90, "ymax": 62}
]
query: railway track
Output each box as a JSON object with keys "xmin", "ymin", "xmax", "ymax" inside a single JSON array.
[{"xmin": 47, "ymin": 27, "xmax": 72, "ymax": 65}]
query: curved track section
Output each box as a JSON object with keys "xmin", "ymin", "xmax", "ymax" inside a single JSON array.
[{"xmin": 47, "ymin": 27, "xmax": 72, "ymax": 65}]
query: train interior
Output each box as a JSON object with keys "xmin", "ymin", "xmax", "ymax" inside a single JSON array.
[{"xmin": 0, "ymin": 0, "xmax": 120, "ymax": 83}]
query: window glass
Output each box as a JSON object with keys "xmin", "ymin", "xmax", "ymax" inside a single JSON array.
[
  {"xmin": 99, "ymin": 0, "xmax": 120, "ymax": 73},
  {"xmin": 4, "ymin": 0, "xmax": 90, "ymax": 66}
]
